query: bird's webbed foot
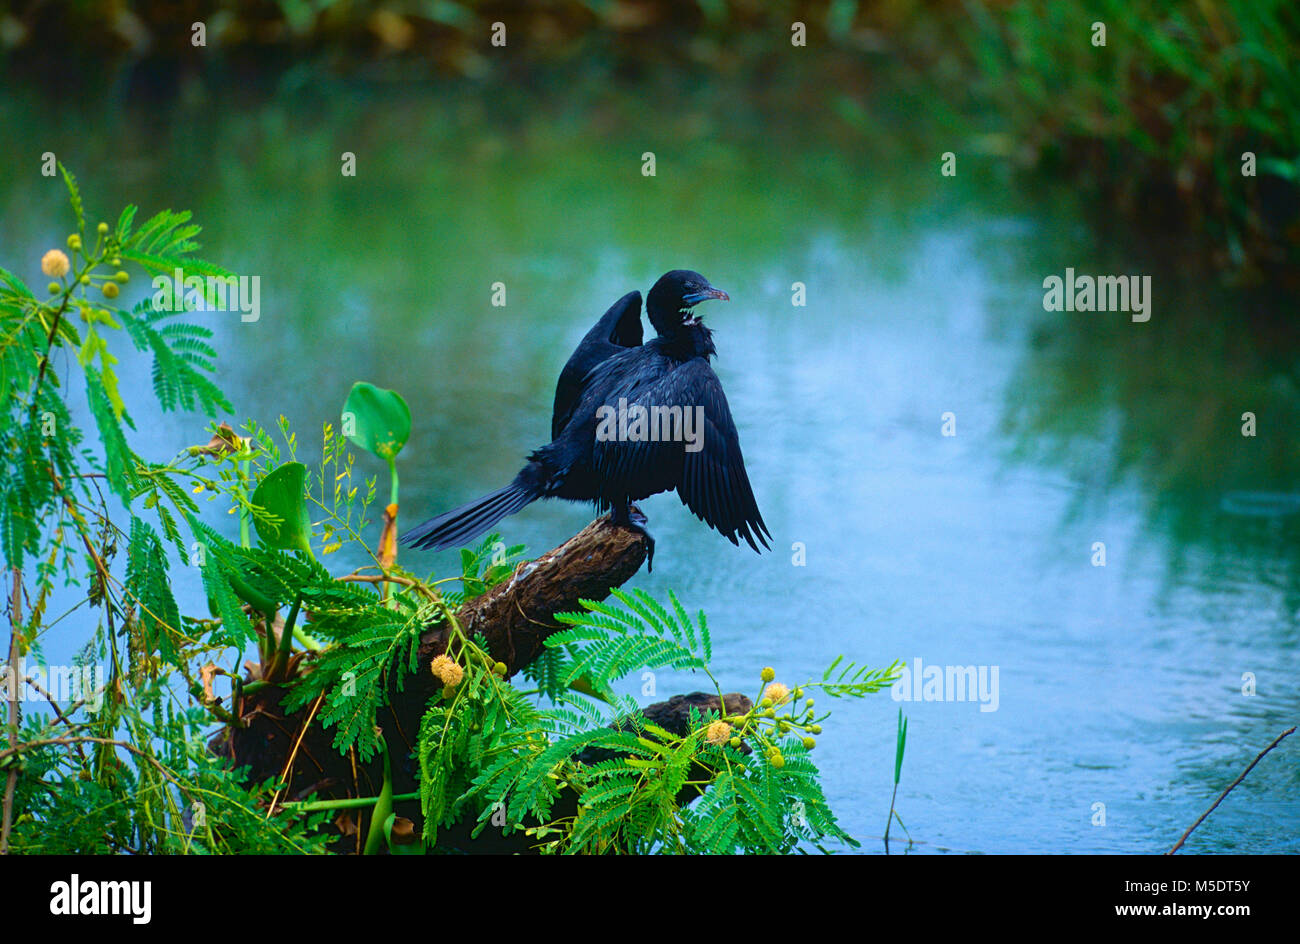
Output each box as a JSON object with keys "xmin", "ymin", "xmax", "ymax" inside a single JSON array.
[{"xmin": 609, "ymin": 502, "xmax": 655, "ymax": 572}]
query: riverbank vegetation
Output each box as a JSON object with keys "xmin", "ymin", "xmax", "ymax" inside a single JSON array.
[{"xmin": 4, "ymin": 1, "xmax": 1297, "ymax": 279}]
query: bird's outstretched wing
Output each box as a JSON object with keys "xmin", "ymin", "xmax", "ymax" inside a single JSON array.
[
  {"xmin": 591, "ymin": 358, "xmax": 771, "ymax": 552},
  {"xmin": 552, "ymin": 291, "xmax": 643, "ymax": 439}
]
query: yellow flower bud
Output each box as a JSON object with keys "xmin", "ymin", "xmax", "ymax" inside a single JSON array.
[
  {"xmin": 765, "ymin": 682, "xmax": 790, "ymax": 706},
  {"xmin": 41, "ymin": 249, "xmax": 70, "ymax": 278},
  {"xmin": 704, "ymin": 720, "xmax": 732, "ymax": 746},
  {"xmin": 429, "ymin": 654, "xmax": 464, "ymax": 688}
]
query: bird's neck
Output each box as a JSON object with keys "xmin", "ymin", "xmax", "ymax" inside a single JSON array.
[{"xmin": 652, "ymin": 322, "xmax": 716, "ymax": 360}]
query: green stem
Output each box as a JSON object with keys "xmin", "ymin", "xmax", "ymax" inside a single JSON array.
[
  {"xmin": 292, "ymin": 626, "xmax": 323, "ymax": 652},
  {"xmin": 363, "ymin": 734, "xmax": 394, "ymax": 856},
  {"xmin": 238, "ymin": 458, "xmax": 250, "ymax": 549},
  {"xmin": 884, "ymin": 781, "xmax": 899, "ymax": 848},
  {"xmin": 226, "ymin": 571, "xmax": 276, "ymax": 619},
  {"xmin": 280, "ymin": 790, "xmax": 419, "ymax": 813},
  {"xmin": 269, "ymin": 592, "xmax": 302, "ymax": 681}
]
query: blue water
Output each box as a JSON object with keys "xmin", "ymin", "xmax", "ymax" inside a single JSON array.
[{"xmin": 2, "ymin": 82, "xmax": 1296, "ymax": 853}]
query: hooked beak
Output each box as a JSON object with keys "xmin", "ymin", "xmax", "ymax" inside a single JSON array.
[{"xmin": 682, "ymin": 286, "xmax": 730, "ymax": 305}]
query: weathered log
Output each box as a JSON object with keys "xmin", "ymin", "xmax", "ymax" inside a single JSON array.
[
  {"xmin": 419, "ymin": 513, "xmax": 652, "ymax": 679},
  {"xmin": 209, "ymin": 516, "xmax": 745, "ymax": 852}
]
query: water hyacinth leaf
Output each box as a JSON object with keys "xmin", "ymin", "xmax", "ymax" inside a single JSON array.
[
  {"xmin": 252, "ymin": 461, "xmax": 313, "ymax": 556},
  {"xmin": 342, "ymin": 381, "xmax": 411, "ymax": 463}
]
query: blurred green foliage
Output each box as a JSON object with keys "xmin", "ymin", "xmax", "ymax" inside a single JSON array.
[
  {"xmin": 2, "ymin": 0, "xmax": 1295, "ymax": 273},
  {"xmin": 956, "ymin": 0, "xmax": 1299, "ymax": 281}
]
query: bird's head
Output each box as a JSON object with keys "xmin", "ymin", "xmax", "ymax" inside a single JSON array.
[{"xmin": 647, "ymin": 270, "xmax": 729, "ymax": 335}]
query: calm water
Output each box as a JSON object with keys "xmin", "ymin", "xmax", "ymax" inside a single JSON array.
[{"xmin": 2, "ymin": 79, "xmax": 1297, "ymax": 854}]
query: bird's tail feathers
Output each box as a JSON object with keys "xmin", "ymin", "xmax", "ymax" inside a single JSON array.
[{"xmin": 400, "ymin": 471, "xmax": 542, "ymax": 552}]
